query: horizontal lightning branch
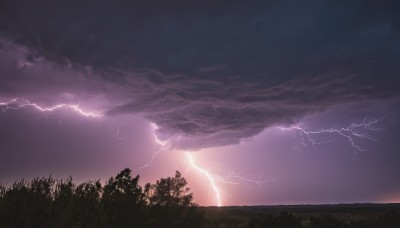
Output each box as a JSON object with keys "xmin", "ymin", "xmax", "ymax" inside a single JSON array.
[
  {"xmin": 0, "ymin": 98, "xmax": 101, "ymax": 117},
  {"xmin": 276, "ymin": 117, "xmax": 385, "ymax": 151},
  {"xmin": 213, "ymin": 171, "xmax": 267, "ymax": 186}
]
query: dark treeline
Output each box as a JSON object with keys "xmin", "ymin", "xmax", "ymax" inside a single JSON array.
[
  {"xmin": 1, "ymin": 169, "xmax": 400, "ymax": 228},
  {"xmin": 0, "ymin": 169, "xmax": 206, "ymax": 228}
]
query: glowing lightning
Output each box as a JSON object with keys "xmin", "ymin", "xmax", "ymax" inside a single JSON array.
[
  {"xmin": 0, "ymin": 98, "xmax": 101, "ymax": 118},
  {"xmin": 150, "ymin": 123, "xmax": 170, "ymax": 148},
  {"xmin": 276, "ymin": 116, "xmax": 385, "ymax": 152},
  {"xmin": 135, "ymin": 123, "xmax": 171, "ymax": 171},
  {"xmin": 186, "ymin": 152, "xmax": 222, "ymax": 207},
  {"xmin": 211, "ymin": 170, "xmax": 267, "ymax": 186},
  {"xmin": 147, "ymin": 123, "xmax": 266, "ymax": 206},
  {"xmin": 144, "ymin": 123, "xmax": 223, "ymax": 205}
]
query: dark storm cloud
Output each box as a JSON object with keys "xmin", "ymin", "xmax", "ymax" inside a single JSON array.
[
  {"xmin": 0, "ymin": 39, "xmax": 125, "ymax": 109},
  {"xmin": 0, "ymin": 0, "xmax": 399, "ymax": 149}
]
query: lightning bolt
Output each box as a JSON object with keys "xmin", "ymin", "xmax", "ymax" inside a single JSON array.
[
  {"xmin": 211, "ymin": 170, "xmax": 267, "ymax": 186},
  {"xmin": 135, "ymin": 123, "xmax": 171, "ymax": 171},
  {"xmin": 116, "ymin": 122, "xmax": 129, "ymax": 140},
  {"xmin": 276, "ymin": 116, "xmax": 385, "ymax": 152},
  {"xmin": 149, "ymin": 123, "xmax": 170, "ymax": 148},
  {"xmin": 145, "ymin": 123, "xmax": 267, "ymax": 206},
  {"xmin": 0, "ymin": 98, "xmax": 101, "ymax": 118},
  {"xmin": 184, "ymin": 152, "xmax": 270, "ymax": 206},
  {"xmin": 186, "ymin": 152, "xmax": 222, "ymax": 207}
]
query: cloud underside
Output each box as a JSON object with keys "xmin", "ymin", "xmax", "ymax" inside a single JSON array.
[{"xmin": 0, "ymin": 0, "xmax": 399, "ymax": 149}]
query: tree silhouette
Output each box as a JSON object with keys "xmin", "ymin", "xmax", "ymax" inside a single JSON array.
[
  {"xmin": 143, "ymin": 171, "xmax": 206, "ymax": 228},
  {"xmin": 1, "ymin": 171, "xmax": 400, "ymax": 228},
  {"xmin": 0, "ymin": 169, "xmax": 207, "ymax": 227},
  {"xmin": 145, "ymin": 170, "xmax": 195, "ymax": 207},
  {"xmin": 102, "ymin": 168, "xmax": 146, "ymax": 227},
  {"xmin": 1, "ymin": 177, "xmax": 54, "ymax": 227}
]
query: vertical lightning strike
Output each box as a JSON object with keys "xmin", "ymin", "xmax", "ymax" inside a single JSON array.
[
  {"xmin": 276, "ymin": 117, "xmax": 385, "ymax": 151},
  {"xmin": 184, "ymin": 152, "xmax": 269, "ymax": 206},
  {"xmin": 0, "ymin": 98, "xmax": 101, "ymax": 117},
  {"xmin": 186, "ymin": 152, "xmax": 222, "ymax": 207},
  {"xmin": 147, "ymin": 123, "xmax": 265, "ymax": 206}
]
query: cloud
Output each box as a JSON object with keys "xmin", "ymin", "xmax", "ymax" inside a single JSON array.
[{"xmin": 0, "ymin": 0, "xmax": 399, "ymax": 149}]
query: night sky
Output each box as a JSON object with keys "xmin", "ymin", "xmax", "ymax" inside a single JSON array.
[{"xmin": 1, "ymin": 0, "xmax": 400, "ymax": 206}]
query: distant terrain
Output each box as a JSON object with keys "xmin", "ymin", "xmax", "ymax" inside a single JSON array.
[{"xmin": 201, "ymin": 204, "xmax": 400, "ymax": 228}]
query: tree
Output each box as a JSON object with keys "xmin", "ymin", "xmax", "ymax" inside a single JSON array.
[
  {"xmin": 1, "ymin": 177, "xmax": 55, "ymax": 227},
  {"xmin": 52, "ymin": 177, "xmax": 75, "ymax": 227},
  {"xmin": 145, "ymin": 170, "xmax": 195, "ymax": 207},
  {"xmin": 144, "ymin": 171, "xmax": 205, "ymax": 228},
  {"xmin": 102, "ymin": 168, "xmax": 145, "ymax": 227}
]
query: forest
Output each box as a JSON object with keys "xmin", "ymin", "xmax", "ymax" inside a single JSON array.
[{"xmin": 1, "ymin": 169, "xmax": 399, "ymax": 228}]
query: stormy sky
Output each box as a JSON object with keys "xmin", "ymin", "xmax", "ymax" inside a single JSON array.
[{"xmin": 0, "ymin": 0, "xmax": 400, "ymax": 205}]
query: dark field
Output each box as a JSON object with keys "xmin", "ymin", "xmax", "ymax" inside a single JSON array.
[{"xmin": 200, "ymin": 204, "xmax": 400, "ymax": 228}]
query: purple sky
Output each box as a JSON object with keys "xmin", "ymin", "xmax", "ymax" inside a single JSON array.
[{"xmin": 1, "ymin": 0, "xmax": 400, "ymax": 206}]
